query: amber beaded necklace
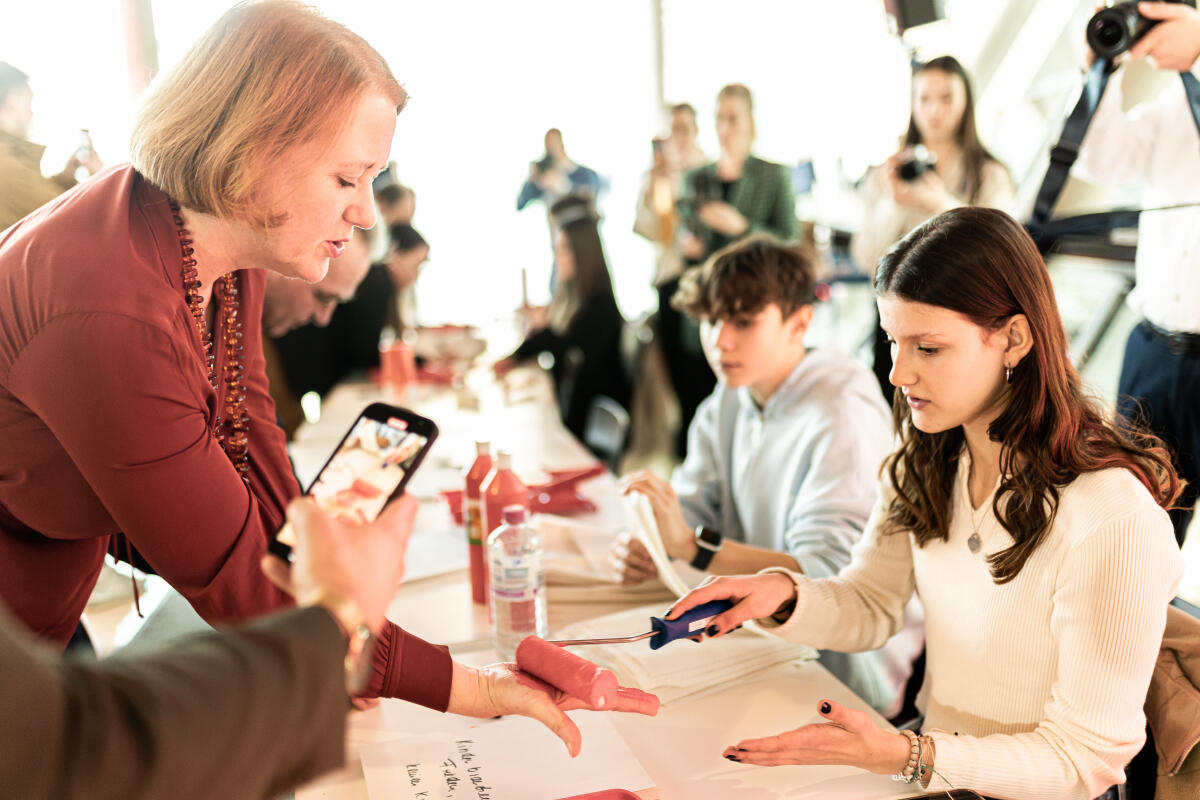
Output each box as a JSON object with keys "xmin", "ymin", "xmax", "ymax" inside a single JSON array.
[{"xmin": 171, "ymin": 202, "xmax": 251, "ymax": 484}]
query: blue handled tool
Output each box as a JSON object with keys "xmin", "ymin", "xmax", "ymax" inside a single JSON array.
[{"xmin": 547, "ymin": 599, "xmax": 734, "ymax": 651}]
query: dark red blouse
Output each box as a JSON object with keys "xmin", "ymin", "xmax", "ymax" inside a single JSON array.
[{"xmin": 0, "ymin": 166, "xmax": 450, "ymax": 710}]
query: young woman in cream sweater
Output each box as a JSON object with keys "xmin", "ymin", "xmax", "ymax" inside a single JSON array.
[{"xmin": 669, "ymin": 207, "xmax": 1183, "ymax": 800}]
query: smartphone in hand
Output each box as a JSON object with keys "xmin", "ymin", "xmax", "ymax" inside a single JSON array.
[{"xmin": 268, "ymin": 402, "xmax": 439, "ymax": 560}]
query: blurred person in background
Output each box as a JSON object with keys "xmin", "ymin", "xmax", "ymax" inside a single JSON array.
[
  {"xmin": 263, "ymin": 226, "xmax": 373, "ymax": 340},
  {"xmin": 634, "ymin": 103, "xmax": 708, "ymax": 292},
  {"xmin": 517, "ymin": 127, "xmax": 602, "ymax": 214},
  {"xmin": 371, "ymin": 175, "xmax": 429, "ymax": 336},
  {"xmin": 380, "ymin": 222, "xmax": 431, "ymax": 335},
  {"xmin": 518, "ymin": 128, "xmax": 603, "ymax": 292},
  {"xmin": 671, "ymin": 84, "xmax": 796, "ymax": 458},
  {"xmin": 853, "ymin": 55, "xmax": 1015, "ymax": 401},
  {"xmin": 630, "ymin": 104, "xmax": 707, "ymax": 468},
  {"xmin": 494, "ymin": 199, "xmax": 630, "ymax": 451},
  {"xmin": 0, "ymin": 61, "xmax": 103, "ymax": 230},
  {"xmin": 269, "ymin": 223, "xmax": 431, "ymax": 437},
  {"xmin": 375, "ymin": 180, "xmax": 415, "ymax": 226}
]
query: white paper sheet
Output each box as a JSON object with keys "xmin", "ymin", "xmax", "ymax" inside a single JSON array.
[{"xmin": 359, "ymin": 709, "xmax": 655, "ymax": 800}]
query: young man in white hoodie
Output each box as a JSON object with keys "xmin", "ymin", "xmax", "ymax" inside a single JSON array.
[{"xmin": 614, "ymin": 234, "xmax": 923, "ymax": 715}]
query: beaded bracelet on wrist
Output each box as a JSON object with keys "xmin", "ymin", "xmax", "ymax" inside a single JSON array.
[{"xmin": 891, "ymin": 729, "xmax": 921, "ymax": 784}]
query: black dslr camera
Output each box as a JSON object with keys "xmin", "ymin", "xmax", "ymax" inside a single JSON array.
[
  {"xmin": 1087, "ymin": 0, "xmax": 1197, "ymax": 61},
  {"xmin": 897, "ymin": 145, "xmax": 936, "ymax": 182},
  {"xmin": 690, "ymin": 170, "xmax": 723, "ymax": 204},
  {"xmin": 678, "ymin": 169, "xmax": 723, "ymax": 218}
]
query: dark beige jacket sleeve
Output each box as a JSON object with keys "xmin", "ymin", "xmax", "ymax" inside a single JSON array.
[{"xmin": 0, "ymin": 603, "xmax": 349, "ymax": 799}]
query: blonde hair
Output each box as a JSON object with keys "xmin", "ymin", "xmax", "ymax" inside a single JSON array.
[
  {"xmin": 716, "ymin": 83, "xmax": 755, "ymax": 141},
  {"xmin": 130, "ymin": 0, "xmax": 405, "ymax": 226}
]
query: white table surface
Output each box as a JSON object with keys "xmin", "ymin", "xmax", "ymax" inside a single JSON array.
[{"xmin": 292, "ymin": 369, "xmax": 912, "ymax": 800}]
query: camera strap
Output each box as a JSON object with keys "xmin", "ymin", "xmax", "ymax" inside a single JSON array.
[
  {"xmin": 1183, "ymin": 71, "xmax": 1200, "ymax": 140},
  {"xmin": 1027, "ymin": 59, "xmax": 1200, "ymax": 251},
  {"xmin": 1030, "ymin": 58, "xmax": 1118, "ymax": 227}
]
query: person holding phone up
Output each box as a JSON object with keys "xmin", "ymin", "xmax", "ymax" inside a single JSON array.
[
  {"xmin": 0, "ymin": 62, "xmax": 104, "ymax": 231},
  {"xmin": 0, "ymin": 2, "xmax": 659, "ymax": 737}
]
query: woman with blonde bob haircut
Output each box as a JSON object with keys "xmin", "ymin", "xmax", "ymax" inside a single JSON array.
[
  {"xmin": 668, "ymin": 207, "xmax": 1183, "ymax": 799},
  {"xmin": 0, "ymin": 0, "xmax": 656, "ymax": 751},
  {"xmin": 131, "ymin": 0, "xmax": 404, "ymax": 228}
]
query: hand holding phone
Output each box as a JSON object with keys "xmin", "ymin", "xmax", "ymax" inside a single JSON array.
[
  {"xmin": 269, "ymin": 402, "xmax": 438, "ymax": 560},
  {"xmin": 263, "ymin": 493, "xmax": 418, "ymax": 634}
]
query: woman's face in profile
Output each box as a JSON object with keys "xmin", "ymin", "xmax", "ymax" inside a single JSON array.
[
  {"xmin": 878, "ymin": 293, "xmax": 1011, "ymax": 435},
  {"xmin": 912, "ymin": 68, "xmax": 967, "ymax": 147},
  {"xmin": 715, "ymin": 95, "xmax": 753, "ymax": 158},
  {"xmin": 250, "ymin": 90, "xmax": 397, "ymax": 283}
]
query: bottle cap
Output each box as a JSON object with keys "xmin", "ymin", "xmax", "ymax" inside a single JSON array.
[
  {"xmin": 496, "ymin": 450, "xmax": 513, "ymax": 469},
  {"xmin": 475, "ymin": 441, "xmax": 491, "ymax": 455},
  {"xmin": 501, "ymin": 505, "xmax": 527, "ymax": 524}
]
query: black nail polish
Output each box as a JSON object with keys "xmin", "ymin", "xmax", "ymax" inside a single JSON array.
[
  {"xmin": 733, "ymin": 624, "xmax": 743, "ymax": 631},
  {"xmin": 724, "ymin": 754, "xmax": 739, "ymax": 761},
  {"xmin": 820, "ymin": 701, "xmax": 831, "ymax": 714},
  {"xmin": 706, "ymin": 625, "xmax": 720, "ymax": 637},
  {"xmin": 736, "ymin": 747, "xmax": 748, "ymax": 752}
]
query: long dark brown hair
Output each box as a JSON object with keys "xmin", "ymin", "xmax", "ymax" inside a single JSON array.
[
  {"xmin": 904, "ymin": 55, "xmax": 1000, "ymax": 205},
  {"xmin": 548, "ymin": 203, "xmax": 616, "ymax": 332},
  {"xmin": 876, "ymin": 207, "xmax": 1180, "ymax": 583}
]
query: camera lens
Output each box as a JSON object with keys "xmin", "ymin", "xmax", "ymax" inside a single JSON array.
[
  {"xmin": 1086, "ymin": 6, "xmax": 1137, "ymax": 59},
  {"xmin": 1091, "ymin": 17, "xmax": 1126, "ymax": 50}
]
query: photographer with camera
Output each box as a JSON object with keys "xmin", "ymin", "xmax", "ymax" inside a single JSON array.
[
  {"xmin": 853, "ymin": 56, "xmax": 1016, "ymax": 401},
  {"xmin": 1074, "ymin": 1, "xmax": 1200, "ymax": 548}
]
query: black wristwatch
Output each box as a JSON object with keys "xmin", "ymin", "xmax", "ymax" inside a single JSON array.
[{"xmin": 689, "ymin": 525, "xmax": 723, "ymax": 571}]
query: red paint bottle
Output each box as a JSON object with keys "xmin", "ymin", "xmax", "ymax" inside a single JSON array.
[
  {"xmin": 463, "ymin": 441, "xmax": 493, "ymax": 605},
  {"xmin": 481, "ymin": 450, "xmax": 527, "ymax": 612}
]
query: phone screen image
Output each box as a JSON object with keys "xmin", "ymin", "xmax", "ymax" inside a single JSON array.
[{"xmin": 275, "ymin": 414, "xmax": 430, "ymax": 549}]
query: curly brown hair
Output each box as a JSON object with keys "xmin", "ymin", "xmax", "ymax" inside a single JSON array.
[
  {"xmin": 876, "ymin": 207, "xmax": 1181, "ymax": 584},
  {"xmin": 672, "ymin": 233, "xmax": 815, "ymax": 321}
]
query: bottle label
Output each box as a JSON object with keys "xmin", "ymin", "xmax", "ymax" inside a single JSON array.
[
  {"xmin": 465, "ymin": 498, "xmax": 483, "ymax": 545},
  {"xmin": 490, "ymin": 553, "xmax": 544, "ymax": 602}
]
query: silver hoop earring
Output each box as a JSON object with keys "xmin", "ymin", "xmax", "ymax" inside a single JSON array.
[{"xmin": 1005, "ymin": 366, "xmax": 1013, "ymax": 384}]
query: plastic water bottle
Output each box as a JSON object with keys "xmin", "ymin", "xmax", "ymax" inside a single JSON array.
[
  {"xmin": 488, "ymin": 505, "xmax": 547, "ymax": 660},
  {"xmin": 480, "ymin": 449, "xmax": 526, "ymax": 618}
]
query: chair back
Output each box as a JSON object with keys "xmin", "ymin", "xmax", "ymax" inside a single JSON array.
[{"xmin": 583, "ymin": 395, "xmax": 630, "ymax": 473}]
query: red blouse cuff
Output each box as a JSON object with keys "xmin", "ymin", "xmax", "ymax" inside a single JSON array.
[{"xmin": 366, "ymin": 620, "xmax": 452, "ymax": 711}]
